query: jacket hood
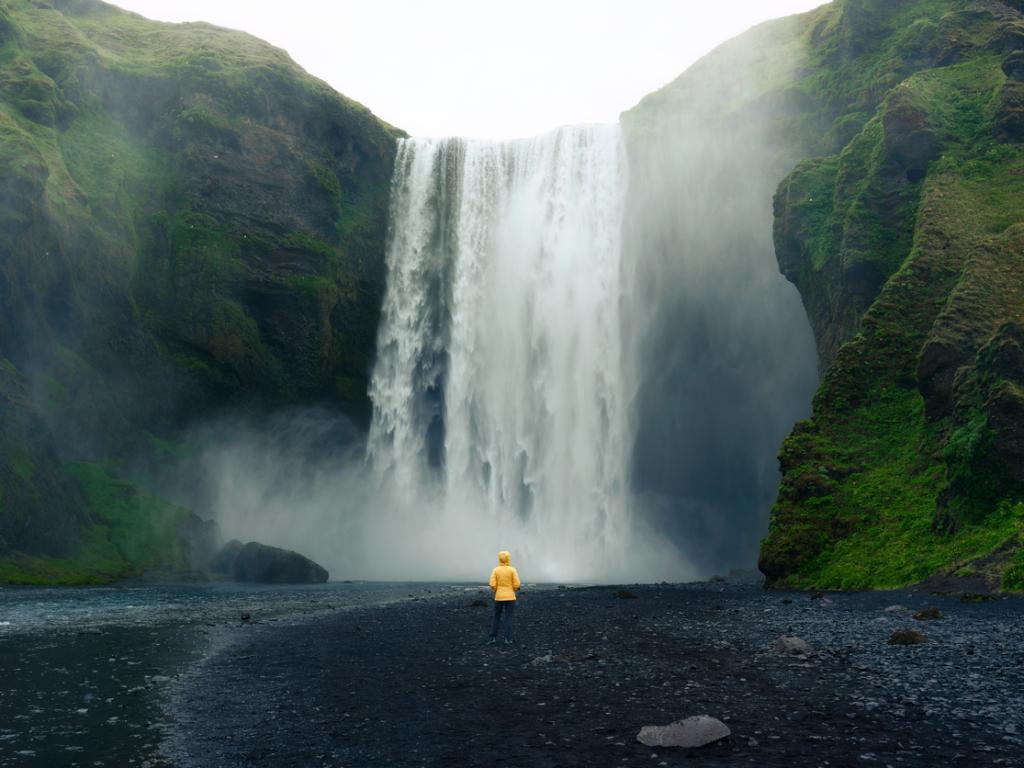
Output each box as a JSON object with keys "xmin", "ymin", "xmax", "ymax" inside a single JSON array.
[{"xmin": 498, "ymin": 550, "xmax": 511, "ymax": 565}]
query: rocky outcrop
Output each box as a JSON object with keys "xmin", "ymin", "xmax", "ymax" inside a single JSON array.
[{"xmin": 210, "ymin": 539, "xmax": 329, "ymax": 584}]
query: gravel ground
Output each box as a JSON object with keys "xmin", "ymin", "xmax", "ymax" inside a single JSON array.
[{"xmin": 160, "ymin": 583, "xmax": 1024, "ymax": 768}]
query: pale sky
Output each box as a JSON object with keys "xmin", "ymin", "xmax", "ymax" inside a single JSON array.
[{"xmin": 109, "ymin": 0, "xmax": 828, "ymax": 138}]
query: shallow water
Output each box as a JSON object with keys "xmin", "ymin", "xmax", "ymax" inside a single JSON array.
[
  {"xmin": 0, "ymin": 582, "xmax": 469, "ymax": 766},
  {"xmin": 0, "ymin": 581, "xmax": 446, "ymax": 636}
]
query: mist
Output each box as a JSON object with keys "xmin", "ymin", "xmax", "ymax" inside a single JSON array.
[{"xmin": 620, "ymin": 17, "xmax": 820, "ymax": 574}]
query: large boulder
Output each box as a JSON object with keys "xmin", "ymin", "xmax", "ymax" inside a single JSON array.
[{"xmin": 210, "ymin": 540, "xmax": 328, "ymax": 584}]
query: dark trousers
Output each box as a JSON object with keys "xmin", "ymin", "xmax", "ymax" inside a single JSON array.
[{"xmin": 489, "ymin": 599, "xmax": 515, "ymax": 641}]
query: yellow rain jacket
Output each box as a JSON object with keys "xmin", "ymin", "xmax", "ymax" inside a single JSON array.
[{"xmin": 489, "ymin": 551, "xmax": 521, "ymax": 601}]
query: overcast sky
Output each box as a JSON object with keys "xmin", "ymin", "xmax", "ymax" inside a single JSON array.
[{"xmin": 110, "ymin": 0, "xmax": 828, "ymax": 138}]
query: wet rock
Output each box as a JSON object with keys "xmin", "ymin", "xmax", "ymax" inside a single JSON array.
[
  {"xmin": 469, "ymin": 600, "xmax": 488, "ymax": 608},
  {"xmin": 913, "ymin": 606, "xmax": 943, "ymax": 621},
  {"xmin": 774, "ymin": 635, "xmax": 810, "ymax": 655},
  {"xmin": 614, "ymin": 590, "xmax": 639, "ymax": 599},
  {"xmin": 209, "ymin": 540, "xmax": 244, "ymax": 576},
  {"xmin": 889, "ymin": 629, "xmax": 927, "ymax": 645},
  {"xmin": 884, "ymin": 604, "xmax": 908, "ymax": 613},
  {"xmin": 212, "ymin": 541, "xmax": 329, "ymax": 584},
  {"xmin": 636, "ymin": 715, "xmax": 731, "ymax": 748}
]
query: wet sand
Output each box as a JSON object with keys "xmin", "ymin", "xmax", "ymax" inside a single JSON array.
[{"xmin": 0, "ymin": 582, "xmax": 426, "ymax": 767}]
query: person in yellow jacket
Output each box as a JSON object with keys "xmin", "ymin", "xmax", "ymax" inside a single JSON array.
[{"xmin": 488, "ymin": 550, "xmax": 521, "ymax": 645}]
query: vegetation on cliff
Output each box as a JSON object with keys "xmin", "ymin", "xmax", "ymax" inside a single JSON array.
[
  {"xmin": 0, "ymin": 0, "xmax": 400, "ymax": 582},
  {"xmin": 759, "ymin": 0, "xmax": 1024, "ymax": 589}
]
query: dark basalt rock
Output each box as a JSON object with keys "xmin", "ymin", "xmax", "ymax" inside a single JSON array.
[
  {"xmin": 889, "ymin": 629, "xmax": 927, "ymax": 645},
  {"xmin": 1004, "ymin": 50, "xmax": 1024, "ymax": 81},
  {"xmin": 883, "ymin": 90, "xmax": 940, "ymax": 172},
  {"xmin": 995, "ymin": 81, "xmax": 1024, "ymax": 143},
  {"xmin": 209, "ymin": 539, "xmax": 244, "ymax": 577},
  {"xmin": 210, "ymin": 540, "xmax": 328, "ymax": 584}
]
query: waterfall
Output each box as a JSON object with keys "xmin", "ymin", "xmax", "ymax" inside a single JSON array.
[{"xmin": 367, "ymin": 125, "xmax": 677, "ymax": 581}]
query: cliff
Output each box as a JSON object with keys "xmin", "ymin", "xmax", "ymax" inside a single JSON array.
[
  {"xmin": 757, "ymin": 0, "xmax": 1024, "ymax": 589},
  {"xmin": 0, "ymin": 0, "xmax": 399, "ymax": 581},
  {"xmin": 624, "ymin": 0, "xmax": 1024, "ymax": 591}
]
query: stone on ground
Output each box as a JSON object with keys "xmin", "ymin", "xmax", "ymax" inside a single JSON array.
[
  {"xmin": 774, "ymin": 635, "xmax": 810, "ymax": 655},
  {"xmin": 636, "ymin": 715, "xmax": 731, "ymax": 748},
  {"xmin": 889, "ymin": 629, "xmax": 927, "ymax": 645}
]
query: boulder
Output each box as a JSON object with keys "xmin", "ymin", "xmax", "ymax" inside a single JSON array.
[
  {"xmin": 773, "ymin": 635, "xmax": 810, "ymax": 655},
  {"xmin": 210, "ymin": 540, "xmax": 328, "ymax": 584},
  {"xmin": 637, "ymin": 715, "xmax": 731, "ymax": 748},
  {"xmin": 913, "ymin": 606, "xmax": 943, "ymax": 621},
  {"xmin": 889, "ymin": 629, "xmax": 927, "ymax": 645}
]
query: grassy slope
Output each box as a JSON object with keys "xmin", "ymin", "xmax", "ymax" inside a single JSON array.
[
  {"xmin": 0, "ymin": 463, "xmax": 202, "ymax": 585},
  {"xmin": 760, "ymin": 0, "xmax": 1024, "ymax": 589},
  {"xmin": 0, "ymin": 0, "xmax": 399, "ymax": 583}
]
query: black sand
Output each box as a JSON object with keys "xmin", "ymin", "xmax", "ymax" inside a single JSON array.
[{"xmin": 160, "ymin": 583, "xmax": 1024, "ymax": 767}]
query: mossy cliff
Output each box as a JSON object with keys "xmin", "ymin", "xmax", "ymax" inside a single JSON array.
[
  {"xmin": 758, "ymin": 0, "xmax": 1024, "ymax": 590},
  {"xmin": 625, "ymin": 0, "xmax": 1024, "ymax": 590},
  {"xmin": 0, "ymin": 0, "xmax": 400, "ymax": 581}
]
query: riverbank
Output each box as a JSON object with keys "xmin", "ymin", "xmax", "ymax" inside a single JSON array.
[
  {"xmin": 0, "ymin": 582, "xmax": 435, "ymax": 766},
  {"xmin": 160, "ymin": 583, "xmax": 1024, "ymax": 767}
]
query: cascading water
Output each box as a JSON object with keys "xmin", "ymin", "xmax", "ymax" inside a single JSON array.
[{"xmin": 367, "ymin": 125, "xmax": 682, "ymax": 582}]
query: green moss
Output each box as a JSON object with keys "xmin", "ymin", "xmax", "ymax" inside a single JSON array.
[
  {"xmin": 308, "ymin": 159, "xmax": 342, "ymax": 201},
  {"xmin": 0, "ymin": 462, "xmax": 196, "ymax": 584},
  {"xmin": 1003, "ymin": 545, "xmax": 1024, "ymax": 591},
  {"xmin": 284, "ymin": 232, "xmax": 334, "ymax": 259}
]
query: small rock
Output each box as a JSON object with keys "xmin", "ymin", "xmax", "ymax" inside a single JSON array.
[
  {"xmin": 614, "ymin": 590, "xmax": 639, "ymax": 599},
  {"xmin": 240, "ymin": 613, "xmax": 251, "ymax": 622},
  {"xmin": 469, "ymin": 599, "xmax": 488, "ymax": 608},
  {"xmin": 773, "ymin": 635, "xmax": 810, "ymax": 655},
  {"xmin": 884, "ymin": 605, "xmax": 907, "ymax": 613},
  {"xmin": 959, "ymin": 593, "xmax": 995, "ymax": 603},
  {"xmin": 913, "ymin": 606, "xmax": 943, "ymax": 621},
  {"xmin": 888, "ymin": 629, "xmax": 927, "ymax": 645},
  {"xmin": 637, "ymin": 715, "xmax": 731, "ymax": 748}
]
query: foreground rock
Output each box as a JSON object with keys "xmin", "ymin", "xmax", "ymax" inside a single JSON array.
[
  {"xmin": 889, "ymin": 629, "xmax": 927, "ymax": 646},
  {"xmin": 774, "ymin": 635, "xmax": 810, "ymax": 655},
  {"xmin": 210, "ymin": 540, "xmax": 329, "ymax": 584},
  {"xmin": 636, "ymin": 716, "xmax": 731, "ymax": 748}
]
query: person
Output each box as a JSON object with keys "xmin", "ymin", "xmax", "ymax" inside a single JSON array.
[{"xmin": 488, "ymin": 550, "xmax": 520, "ymax": 645}]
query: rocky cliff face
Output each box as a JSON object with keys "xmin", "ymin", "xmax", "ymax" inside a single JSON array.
[
  {"xmin": 758, "ymin": 0, "xmax": 1024, "ymax": 589},
  {"xmin": 623, "ymin": 0, "xmax": 1024, "ymax": 590},
  {"xmin": 0, "ymin": 0, "xmax": 399, "ymax": 581}
]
